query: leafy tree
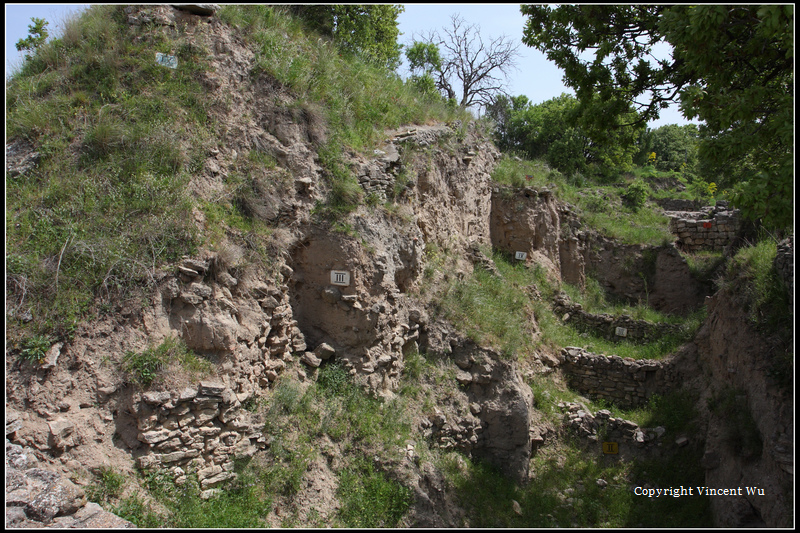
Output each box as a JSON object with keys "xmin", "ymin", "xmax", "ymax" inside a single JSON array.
[
  {"xmin": 291, "ymin": 5, "xmax": 404, "ymax": 70},
  {"xmin": 15, "ymin": 17, "xmax": 49, "ymax": 60},
  {"xmin": 406, "ymin": 14, "xmax": 521, "ymax": 109},
  {"xmin": 636, "ymin": 124, "xmax": 699, "ymax": 175},
  {"xmin": 404, "ymin": 41, "xmax": 442, "ymax": 97},
  {"xmin": 490, "ymin": 93, "xmax": 639, "ymax": 179},
  {"xmin": 520, "ymin": 5, "xmax": 793, "ymax": 229},
  {"xmin": 484, "ymin": 94, "xmax": 530, "ymax": 152}
]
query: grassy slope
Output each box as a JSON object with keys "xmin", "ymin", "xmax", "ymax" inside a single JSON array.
[
  {"xmin": 11, "ymin": 4, "xmax": 788, "ymax": 529},
  {"xmin": 6, "ymin": 5, "xmax": 464, "ymax": 348}
]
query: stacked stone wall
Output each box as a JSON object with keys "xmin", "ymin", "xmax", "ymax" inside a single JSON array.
[
  {"xmin": 132, "ymin": 380, "xmax": 266, "ymax": 498},
  {"xmin": 667, "ymin": 204, "xmax": 742, "ymax": 252},
  {"xmin": 553, "ymin": 293, "xmax": 684, "ymax": 343},
  {"xmin": 561, "ymin": 347, "xmax": 679, "ymax": 409},
  {"xmin": 560, "ymin": 401, "xmax": 677, "ymax": 453}
]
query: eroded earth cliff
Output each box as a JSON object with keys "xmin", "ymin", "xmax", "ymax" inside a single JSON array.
[{"xmin": 5, "ymin": 5, "xmax": 793, "ymax": 528}]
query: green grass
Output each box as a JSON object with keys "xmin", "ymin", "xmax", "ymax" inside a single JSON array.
[
  {"xmin": 7, "ymin": 5, "xmax": 206, "ymax": 344},
  {"xmin": 491, "ymin": 155, "xmax": 674, "ymax": 246},
  {"xmin": 439, "ymin": 251, "xmax": 699, "ymax": 361},
  {"xmin": 561, "ymin": 276, "xmax": 684, "ymax": 324},
  {"xmin": 86, "ymin": 467, "xmax": 126, "ymax": 503},
  {"xmin": 6, "ymin": 5, "xmax": 470, "ymax": 347},
  {"xmin": 124, "ymin": 364, "xmax": 413, "ymax": 528},
  {"xmin": 441, "ymin": 262, "xmax": 537, "ymax": 358},
  {"xmin": 336, "ymin": 456, "xmax": 412, "ymax": 528},
  {"xmin": 122, "ymin": 336, "xmax": 212, "ymax": 388},
  {"xmin": 423, "ymin": 358, "xmax": 710, "ymax": 528},
  {"xmin": 431, "ymin": 432, "xmax": 710, "ymax": 528},
  {"xmin": 724, "ymin": 237, "xmax": 791, "ymax": 333}
]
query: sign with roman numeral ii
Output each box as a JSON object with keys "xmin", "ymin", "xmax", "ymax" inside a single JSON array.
[
  {"xmin": 603, "ymin": 442, "xmax": 619, "ymax": 454},
  {"xmin": 330, "ymin": 270, "xmax": 350, "ymax": 286}
]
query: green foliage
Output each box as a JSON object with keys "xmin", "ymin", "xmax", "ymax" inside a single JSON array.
[
  {"xmin": 435, "ymin": 434, "xmax": 710, "ymax": 528},
  {"xmin": 521, "ymin": 5, "xmax": 793, "ymax": 229},
  {"xmin": 336, "ymin": 456, "xmax": 412, "ymax": 528},
  {"xmin": 724, "ymin": 237, "xmax": 791, "ymax": 334},
  {"xmin": 635, "ymin": 124, "xmax": 699, "ymax": 177},
  {"xmin": 19, "ymin": 334, "xmax": 53, "ymax": 364},
  {"xmin": 291, "ymin": 5, "xmax": 405, "ymax": 70},
  {"xmin": 15, "ymin": 17, "xmax": 49, "ymax": 60},
  {"xmin": 86, "ymin": 467, "xmax": 126, "ymax": 503},
  {"xmin": 491, "ymin": 155, "xmax": 673, "ymax": 247},
  {"xmin": 112, "ymin": 494, "xmax": 163, "ymax": 528},
  {"xmin": 442, "ymin": 259, "xmax": 537, "ymax": 358},
  {"xmin": 406, "ymin": 14, "xmax": 521, "ymax": 108},
  {"xmin": 405, "ymin": 42, "xmax": 443, "ymax": 98},
  {"xmin": 683, "ymin": 175, "xmax": 719, "ymax": 204},
  {"xmin": 130, "ymin": 469, "xmax": 271, "ymax": 528},
  {"xmin": 314, "ymin": 141, "xmax": 364, "ymax": 220},
  {"xmin": 6, "ymin": 5, "xmax": 203, "ymax": 343},
  {"xmin": 490, "ymin": 155, "xmax": 558, "ymax": 189},
  {"xmin": 122, "ymin": 337, "xmax": 210, "ymax": 388},
  {"xmin": 405, "ymin": 41, "xmax": 442, "ymax": 75},
  {"xmin": 622, "ymin": 179, "xmax": 650, "ymax": 211},
  {"xmin": 489, "ymin": 93, "xmax": 639, "ymax": 179}
]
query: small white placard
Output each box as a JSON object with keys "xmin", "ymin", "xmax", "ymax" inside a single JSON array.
[
  {"xmin": 155, "ymin": 53, "xmax": 178, "ymax": 69},
  {"xmin": 615, "ymin": 327, "xmax": 628, "ymax": 337},
  {"xmin": 330, "ymin": 270, "xmax": 350, "ymax": 286},
  {"xmin": 514, "ymin": 251, "xmax": 528, "ymax": 260}
]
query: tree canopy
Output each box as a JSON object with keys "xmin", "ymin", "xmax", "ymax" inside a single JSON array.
[
  {"xmin": 15, "ymin": 17, "xmax": 49, "ymax": 60},
  {"xmin": 521, "ymin": 5, "xmax": 794, "ymax": 229},
  {"xmin": 406, "ymin": 14, "xmax": 521, "ymax": 109},
  {"xmin": 636, "ymin": 124, "xmax": 699, "ymax": 175},
  {"xmin": 487, "ymin": 93, "xmax": 640, "ymax": 179},
  {"xmin": 292, "ymin": 5, "xmax": 404, "ymax": 70}
]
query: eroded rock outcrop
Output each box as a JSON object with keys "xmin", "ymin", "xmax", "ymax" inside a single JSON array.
[
  {"xmin": 6, "ymin": 431, "xmax": 134, "ymax": 528},
  {"xmin": 693, "ymin": 287, "xmax": 793, "ymax": 527},
  {"xmin": 419, "ymin": 320, "xmax": 535, "ymax": 484}
]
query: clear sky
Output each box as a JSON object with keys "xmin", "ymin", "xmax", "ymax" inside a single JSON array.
[{"xmin": 6, "ymin": 3, "xmax": 696, "ymax": 128}]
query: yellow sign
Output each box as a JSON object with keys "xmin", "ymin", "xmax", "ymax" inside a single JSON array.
[{"xmin": 603, "ymin": 442, "xmax": 619, "ymax": 454}]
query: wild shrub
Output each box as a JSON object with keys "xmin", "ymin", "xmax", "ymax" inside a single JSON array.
[
  {"xmin": 86, "ymin": 467, "xmax": 126, "ymax": 503},
  {"xmin": 622, "ymin": 179, "xmax": 649, "ymax": 211},
  {"xmin": 122, "ymin": 337, "xmax": 211, "ymax": 388},
  {"xmin": 19, "ymin": 334, "xmax": 53, "ymax": 364}
]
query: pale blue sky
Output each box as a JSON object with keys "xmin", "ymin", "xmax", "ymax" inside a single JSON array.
[{"xmin": 5, "ymin": 4, "xmax": 695, "ymax": 127}]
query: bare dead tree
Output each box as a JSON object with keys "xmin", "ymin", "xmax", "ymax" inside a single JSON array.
[{"xmin": 411, "ymin": 14, "xmax": 521, "ymax": 110}]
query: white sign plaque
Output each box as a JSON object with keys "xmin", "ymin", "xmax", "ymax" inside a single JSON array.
[
  {"xmin": 615, "ymin": 327, "xmax": 628, "ymax": 337},
  {"xmin": 330, "ymin": 270, "xmax": 350, "ymax": 286},
  {"xmin": 155, "ymin": 53, "xmax": 178, "ymax": 69},
  {"xmin": 514, "ymin": 251, "xmax": 528, "ymax": 260}
]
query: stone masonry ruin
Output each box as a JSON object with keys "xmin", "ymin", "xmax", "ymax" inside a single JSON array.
[
  {"xmin": 560, "ymin": 347, "xmax": 680, "ymax": 409},
  {"xmin": 552, "ymin": 293, "xmax": 685, "ymax": 344},
  {"xmin": 132, "ymin": 381, "xmax": 265, "ymax": 498},
  {"xmin": 666, "ymin": 202, "xmax": 743, "ymax": 252}
]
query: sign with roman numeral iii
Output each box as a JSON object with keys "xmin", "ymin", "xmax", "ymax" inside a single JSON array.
[{"xmin": 330, "ymin": 270, "xmax": 350, "ymax": 286}]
